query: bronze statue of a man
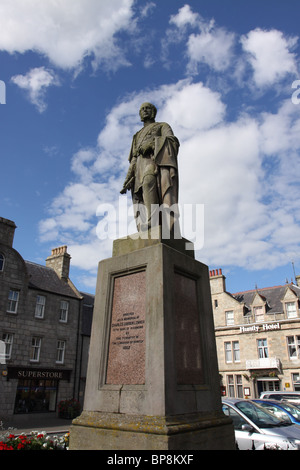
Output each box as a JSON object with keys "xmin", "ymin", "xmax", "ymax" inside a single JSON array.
[{"xmin": 121, "ymin": 102, "xmax": 180, "ymax": 232}]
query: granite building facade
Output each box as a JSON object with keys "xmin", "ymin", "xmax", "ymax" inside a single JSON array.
[
  {"xmin": 0, "ymin": 217, "xmax": 92, "ymax": 426},
  {"xmin": 210, "ymin": 269, "xmax": 300, "ymax": 399}
]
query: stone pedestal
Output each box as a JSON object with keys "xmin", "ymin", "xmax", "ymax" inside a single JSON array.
[{"xmin": 70, "ymin": 229, "xmax": 235, "ymax": 450}]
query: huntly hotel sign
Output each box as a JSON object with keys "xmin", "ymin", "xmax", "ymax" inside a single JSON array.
[{"xmin": 239, "ymin": 322, "xmax": 281, "ymax": 334}]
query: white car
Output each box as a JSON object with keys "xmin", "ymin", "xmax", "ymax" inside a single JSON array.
[{"xmin": 222, "ymin": 397, "xmax": 300, "ymax": 450}]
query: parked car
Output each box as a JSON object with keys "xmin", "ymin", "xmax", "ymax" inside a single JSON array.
[
  {"xmin": 254, "ymin": 399, "xmax": 300, "ymax": 425},
  {"xmin": 222, "ymin": 397, "xmax": 300, "ymax": 450},
  {"xmin": 259, "ymin": 391, "xmax": 300, "ymax": 405}
]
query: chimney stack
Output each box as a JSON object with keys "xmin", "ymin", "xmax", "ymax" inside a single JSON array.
[
  {"xmin": 46, "ymin": 245, "xmax": 71, "ymax": 280},
  {"xmin": 209, "ymin": 268, "xmax": 226, "ymax": 294},
  {"xmin": 0, "ymin": 217, "xmax": 17, "ymax": 247}
]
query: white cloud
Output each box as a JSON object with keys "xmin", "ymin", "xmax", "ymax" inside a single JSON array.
[
  {"xmin": 0, "ymin": 0, "xmax": 135, "ymax": 71},
  {"xmin": 169, "ymin": 4, "xmax": 200, "ymax": 28},
  {"xmin": 187, "ymin": 28, "xmax": 235, "ymax": 73},
  {"xmin": 11, "ymin": 67, "xmax": 59, "ymax": 112},
  {"xmin": 167, "ymin": 5, "xmax": 235, "ymax": 74},
  {"xmin": 241, "ymin": 28, "xmax": 298, "ymax": 87},
  {"xmin": 38, "ymin": 75, "xmax": 300, "ymax": 276}
]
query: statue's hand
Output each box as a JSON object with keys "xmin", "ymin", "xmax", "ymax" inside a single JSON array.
[{"xmin": 139, "ymin": 142, "xmax": 154, "ymax": 156}]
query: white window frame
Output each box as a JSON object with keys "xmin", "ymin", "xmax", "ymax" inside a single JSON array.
[
  {"xmin": 7, "ymin": 290, "xmax": 19, "ymax": 313},
  {"xmin": 56, "ymin": 340, "xmax": 66, "ymax": 364},
  {"xmin": 286, "ymin": 301, "xmax": 297, "ymax": 319},
  {"xmin": 59, "ymin": 300, "xmax": 69, "ymax": 323},
  {"xmin": 2, "ymin": 333, "xmax": 13, "ymax": 360},
  {"xmin": 287, "ymin": 335, "xmax": 300, "ymax": 360},
  {"xmin": 35, "ymin": 295, "xmax": 46, "ymax": 319},
  {"xmin": 257, "ymin": 338, "xmax": 269, "ymax": 358},
  {"xmin": 225, "ymin": 341, "xmax": 240, "ymax": 363},
  {"xmin": 225, "ymin": 310, "xmax": 234, "ymax": 326},
  {"xmin": 253, "ymin": 305, "xmax": 264, "ymax": 323},
  {"xmin": 30, "ymin": 337, "xmax": 41, "ymax": 362}
]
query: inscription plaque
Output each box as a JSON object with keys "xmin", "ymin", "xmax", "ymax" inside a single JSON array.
[
  {"xmin": 175, "ymin": 272, "xmax": 203, "ymax": 384},
  {"xmin": 106, "ymin": 271, "xmax": 146, "ymax": 385}
]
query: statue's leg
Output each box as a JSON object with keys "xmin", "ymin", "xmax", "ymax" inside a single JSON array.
[{"xmin": 142, "ymin": 173, "xmax": 159, "ymax": 228}]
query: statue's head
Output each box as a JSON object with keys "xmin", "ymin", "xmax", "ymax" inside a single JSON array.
[{"xmin": 139, "ymin": 102, "xmax": 157, "ymax": 122}]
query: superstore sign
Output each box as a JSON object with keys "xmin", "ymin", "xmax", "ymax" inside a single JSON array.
[{"xmin": 240, "ymin": 322, "xmax": 281, "ymax": 334}]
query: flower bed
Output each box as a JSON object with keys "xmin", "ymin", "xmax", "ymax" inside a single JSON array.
[
  {"xmin": 0, "ymin": 431, "xmax": 69, "ymax": 450},
  {"xmin": 58, "ymin": 398, "xmax": 81, "ymax": 419}
]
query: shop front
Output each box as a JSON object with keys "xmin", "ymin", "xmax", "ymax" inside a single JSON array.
[{"xmin": 7, "ymin": 366, "xmax": 72, "ymax": 414}]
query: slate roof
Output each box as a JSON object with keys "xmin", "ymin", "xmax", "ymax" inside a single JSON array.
[
  {"xmin": 233, "ymin": 284, "xmax": 300, "ymax": 316},
  {"xmin": 25, "ymin": 260, "xmax": 81, "ymax": 299}
]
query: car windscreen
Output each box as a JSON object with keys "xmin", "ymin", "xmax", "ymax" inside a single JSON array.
[
  {"xmin": 235, "ymin": 401, "xmax": 289, "ymax": 428},
  {"xmin": 279, "ymin": 402, "xmax": 300, "ymax": 420}
]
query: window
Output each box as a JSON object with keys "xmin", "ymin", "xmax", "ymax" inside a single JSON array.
[
  {"xmin": 225, "ymin": 341, "xmax": 240, "ymax": 363},
  {"xmin": 35, "ymin": 295, "xmax": 46, "ymax": 318},
  {"xmin": 59, "ymin": 300, "xmax": 69, "ymax": 322},
  {"xmin": 236, "ymin": 375, "xmax": 243, "ymax": 398},
  {"xmin": 214, "ymin": 299, "xmax": 218, "ymax": 308},
  {"xmin": 257, "ymin": 338, "xmax": 269, "ymax": 358},
  {"xmin": 287, "ymin": 336, "xmax": 300, "ymax": 360},
  {"xmin": 227, "ymin": 375, "xmax": 235, "ymax": 397},
  {"xmin": 56, "ymin": 340, "xmax": 66, "ymax": 364},
  {"xmin": 254, "ymin": 306, "xmax": 264, "ymax": 322},
  {"xmin": 0, "ymin": 254, "xmax": 4, "ymax": 271},
  {"xmin": 2, "ymin": 333, "xmax": 13, "ymax": 360},
  {"xmin": 30, "ymin": 337, "xmax": 41, "ymax": 362},
  {"xmin": 7, "ymin": 290, "xmax": 19, "ymax": 313},
  {"xmin": 225, "ymin": 310, "xmax": 234, "ymax": 326},
  {"xmin": 292, "ymin": 373, "xmax": 300, "ymax": 391},
  {"xmin": 286, "ymin": 302, "xmax": 297, "ymax": 319}
]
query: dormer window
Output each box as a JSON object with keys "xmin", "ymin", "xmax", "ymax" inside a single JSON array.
[
  {"xmin": 253, "ymin": 305, "xmax": 264, "ymax": 323},
  {"xmin": 286, "ymin": 301, "xmax": 297, "ymax": 319}
]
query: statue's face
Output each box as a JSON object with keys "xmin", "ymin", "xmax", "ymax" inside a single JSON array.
[{"xmin": 139, "ymin": 103, "xmax": 156, "ymax": 121}]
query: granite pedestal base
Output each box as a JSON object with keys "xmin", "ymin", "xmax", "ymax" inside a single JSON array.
[{"xmin": 70, "ymin": 230, "xmax": 235, "ymax": 450}]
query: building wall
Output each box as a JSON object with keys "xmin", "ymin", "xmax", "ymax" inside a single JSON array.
[
  {"xmin": 0, "ymin": 218, "xmax": 83, "ymax": 425},
  {"xmin": 210, "ymin": 269, "xmax": 300, "ymax": 399}
]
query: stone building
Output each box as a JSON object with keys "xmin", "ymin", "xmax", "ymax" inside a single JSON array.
[
  {"xmin": 210, "ymin": 269, "xmax": 300, "ymax": 399},
  {"xmin": 0, "ymin": 217, "xmax": 92, "ymax": 426}
]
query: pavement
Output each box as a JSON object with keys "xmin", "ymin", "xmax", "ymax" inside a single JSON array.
[{"xmin": 3, "ymin": 414, "xmax": 73, "ymax": 436}]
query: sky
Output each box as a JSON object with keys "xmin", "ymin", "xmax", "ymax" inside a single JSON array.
[{"xmin": 1, "ymin": 0, "xmax": 300, "ymax": 295}]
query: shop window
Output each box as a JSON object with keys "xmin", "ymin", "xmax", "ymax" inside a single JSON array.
[
  {"xmin": 14, "ymin": 379, "xmax": 57, "ymax": 414},
  {"xmin": 7, "ymin": 290, "xmax": 19, "ymax": 313},
  {"xmin": 35, "ymin": 295, "xmax": 46, "ymax": 319},
  {"xmin": 59, "ymin": 300, "xmax": 69, "ymax": 322},
  {"xmin": 292, "ymin": 373, "xmax": 300, "ymax": 391}
]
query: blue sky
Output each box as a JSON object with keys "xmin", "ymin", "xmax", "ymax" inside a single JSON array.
[{"xmin": 1, "ymin": 0, "xmax": 300, "ymax": 295}]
